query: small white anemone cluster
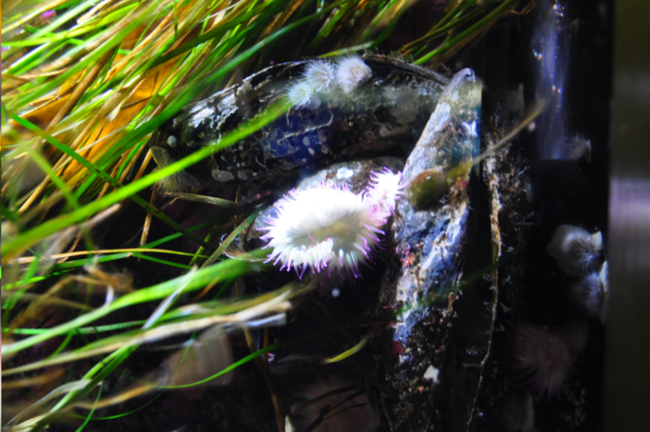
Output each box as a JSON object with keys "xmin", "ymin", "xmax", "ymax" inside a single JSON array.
[
  {"xmin": 286, "ymin": 55, "xmax": 372, "ymax": 109},
  {"xmin": 545, "ymin": 224, "xmax": 608, "ymax": 321},
  {"xmin": 260, "ymin": 169, "xmax": 403, "ymax": 279}
]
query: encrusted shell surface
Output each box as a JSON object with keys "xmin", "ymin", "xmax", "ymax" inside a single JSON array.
[
  {"xmin": 147, "ymin": 55, "xmax": 447, "ymax": 190},
  {"xmin": 374, "ymin": 68, "xmax": 482, "ymax": 430}
]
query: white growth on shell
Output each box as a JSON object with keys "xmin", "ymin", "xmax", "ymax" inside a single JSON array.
[
  {"xmin": 190, "ymin": 106, "xmax": 215, "ymax": 128},
  {"xmin": 335, "ymin": 55, "xmax": 372, "ymax": 94},
  {"xmin": 423, "ymin": 365, "xmax": 440, "ymax": 383}
]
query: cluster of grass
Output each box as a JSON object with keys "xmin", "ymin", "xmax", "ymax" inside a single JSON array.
[{"xmin": 1, "ymin": 0, "xmax": 526, "ymax": 430}]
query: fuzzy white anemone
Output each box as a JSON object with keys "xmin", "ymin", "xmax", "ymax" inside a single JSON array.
[
  {"xmin": 546, "ymin": 225, "xmax": 602, "ymax": 276},
  {"xmin": 261, "ymin": 170, "xmax": 402, "ymax": 278},
  {"xmin": 514, "ymin": 321, "xmax": 588, "ymax": 397},
  {"xmin": 261, "ymin": 184, "xmax": 383, "ymax": 278},
  {"xmin": 287, "ymin": 80, "xmax": 321, "ymax": 109},
  {"xmin": 303, "ymin": 60, "xmax": 335, "ymax": 92},
  {"xmin": 335, "ymin": 55, "xmax": 372, "ymax": 94}
]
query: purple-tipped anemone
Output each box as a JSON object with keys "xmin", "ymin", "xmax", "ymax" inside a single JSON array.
[
  {"xmin": 513, "ymin": 321, "xmax": 588, "ymax": 397},
  {"xmin": 366, "ymin": 168, "xmax": 405, "ymax": 218},
  {"xmin": 260, "ymin": 170, "xmax": 402, "ymax": 279}
]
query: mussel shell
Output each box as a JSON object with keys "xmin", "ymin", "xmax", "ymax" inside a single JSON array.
[{"xmin": 147, "ymin": 55, "xmax": 448, "ymax": 189}]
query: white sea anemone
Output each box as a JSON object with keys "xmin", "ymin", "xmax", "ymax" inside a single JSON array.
[
  {"xmin": 572, "ymin": 260, "xmax": 608, "ymax": 322},
  {"xmin": 571, "ymin": 273, "xmax": 603, "ymax": 317},
  {"xmin": 287, "ymin": 80, "xmax": 321, "ymax": 109},
  {"xmin": 562, "ymin": 136, "xmax": 592, "ymax": 162},
  {"xmin": 513, "ymin": 321, "xmax": 588, "ymax": 397},
  {"xmin": 335, "ymin": 55, "xmax": 372, "ymax": 94},
  {"xmin": 260, "ymin": 170, "xmax": 402, "ymax": 278},
  {"xmin": 545, "ymin": 225, "xmax": 603, "ymax": 276},
  {"xmin": 261, "ymin": 184, "xmax": 382, "ymax": 278},
  {"xmin": 303, "ymin": 60, "xmax": 335, "ymax": 93}
]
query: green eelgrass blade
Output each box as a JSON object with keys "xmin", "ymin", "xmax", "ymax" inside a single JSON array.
[
  {"xmin": 5, "ymin": 113, "xmax": 214, "ymax": 252},
  {"xmin": 203, "ymin": 208, "xmax": 261, "ymax": 267},
  {"xmin": 2, "ymin": 216, "xmax": 223, "ymax": 291},
  {"xmin": 322, "ymin": 334, "xmax": 370, "ymax": 364},
  {"xmin": 24, "ymin": 147, "xmax": 80, "ymax": 210},
  {"xmin": 74, "ymin": 384, "xmax": 101, "ymax": 432},
  {"xmin": 1, "ymin": 251, "xmax": 264, "ymax": 357},
  {"xmin": 7, "ymin": 1, "xmax": 162, "ymax": 110},
  {"xmin": 2, "ymin": 100, "xmax": 289, "ymax": 260},
  {"xmin": 6, "ymin": 321, "xmax": 146, "ymax": 335},
  {"xmin": 415, "ymin": 0, "xmax": 518, "ymax": 65}
]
